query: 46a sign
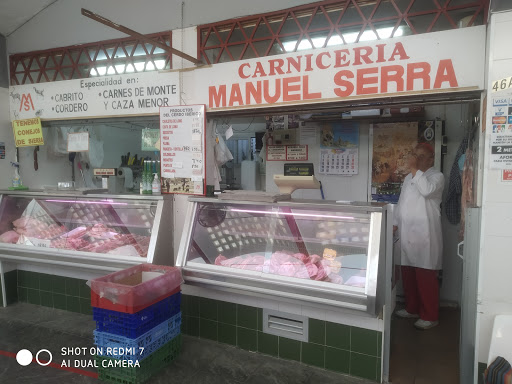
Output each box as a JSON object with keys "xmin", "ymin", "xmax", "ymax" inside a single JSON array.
[{"xmin": 492, "ymin": 76, "xmax": 512, "ymax": 93}]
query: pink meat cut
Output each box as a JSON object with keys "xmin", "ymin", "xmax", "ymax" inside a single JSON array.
[
  {"xmin": 214, "ymin": 251, "xmax": 342, "ymax": 284},
  {"xmin": 0, "ymin": 231, "xmax": 20, "ymax": 244}
]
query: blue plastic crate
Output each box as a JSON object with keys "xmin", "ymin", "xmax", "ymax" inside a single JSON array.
[
  {"xmin": 93, "ymin": 292, "xmax": 181, "ymax": 338},
  {"xmin": 94, "ymin": 312, "xmax": 181, "ymax": 364},
  {"xmin": 97, "ymin": 334, "xmax": 182, "ymax": 384}
]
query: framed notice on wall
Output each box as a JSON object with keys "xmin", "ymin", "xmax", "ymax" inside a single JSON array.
[{"xmin": 159, "ymin": 105, "xmax": 206, "ymax": 195}]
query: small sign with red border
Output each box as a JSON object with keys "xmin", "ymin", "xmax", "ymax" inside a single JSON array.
[
  {"xmin": 502, "ymin": 170, "xmax": 512, "ymax": 182},
  {"xmin": 267, "ymin": 145, "xmax": 308, "ymax": 161}
]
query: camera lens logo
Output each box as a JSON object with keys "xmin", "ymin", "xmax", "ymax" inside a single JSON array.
[{"xmin": 16, "ymin": 349, "xmax": 52, "ymax": 366}]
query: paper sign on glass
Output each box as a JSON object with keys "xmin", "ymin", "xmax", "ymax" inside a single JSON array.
[{"xmin": 67, "ymin": 132, "xmax": 89, "ymax": 152}]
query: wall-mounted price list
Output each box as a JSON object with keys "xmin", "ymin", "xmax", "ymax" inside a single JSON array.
[{"xmin": 159, "ymin": 105, "xmax": 206, "ymax": 195}]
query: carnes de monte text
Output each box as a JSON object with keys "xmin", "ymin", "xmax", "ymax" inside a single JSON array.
[
  {"xmin": 50, "ymin": 81, "xmax": 177, "ymax": 113},
  {"xmin": 209, "ymin": 42, "xmax": 459, "ymax": 108}
]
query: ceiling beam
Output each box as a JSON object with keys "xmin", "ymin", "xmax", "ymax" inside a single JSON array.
[{"xmin": 81, "ymin": 8, "xmax": 202, "ymax": 65}]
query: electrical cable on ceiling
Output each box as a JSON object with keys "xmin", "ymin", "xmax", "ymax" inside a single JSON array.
[{"xmin": 7, "ymin": 0, "xmax": 60, "ymax": 37}]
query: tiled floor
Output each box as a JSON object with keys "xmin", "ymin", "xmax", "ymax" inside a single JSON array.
[
  {"xmin": 0, "ymin": 303, "xmax": 377, "ymax": 384},
  {"xmin": 389, "ymin": 307, "xmax": 460, "ymax": 384}
]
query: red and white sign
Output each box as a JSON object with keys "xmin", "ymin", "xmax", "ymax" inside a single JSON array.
[
  {"xmin": 267, "ymin": 145, "xmax": 308, "ymax": 161},
  {"xmin": 502, "ymin": 170, "xmax": 512, "ymax": 182},
  {"xmin": 159, "ymin": 105, "xmax": 206, "ymax": 195},
  {"xmin": 197, "ymin": 26, "xmax": 485, "ymax": 111}
]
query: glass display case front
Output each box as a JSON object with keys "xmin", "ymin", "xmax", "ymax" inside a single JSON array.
[
  {"xmin": 0, "ymin": 193, "xmax": 173, "ymax": 266},
  {"xmin": 178, "ymin": 198, "xmax": 389, "ymax": 315}
]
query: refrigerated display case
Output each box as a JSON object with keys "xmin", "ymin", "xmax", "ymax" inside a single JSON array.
[
  {"xmin": 0, "ymin": 191, "xmax": 173, "ymax": 271},
  {"xmin": 177, "ymin": 197, "xmax": 392, "ymax": 315}
]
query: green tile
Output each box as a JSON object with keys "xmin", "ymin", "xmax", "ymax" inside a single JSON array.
[
  {"xmin": 237, "ymin": 305, "xmax": 257, "ymax": 329},
  {"xmin": 27, "ymin": 289, "xmax": 40, "ymax": 305},
  {"xmin": 257, "ymin": 308, "xmax": 263, "ymax": 331},
  {"xmin": 80, "ymin": 298, "xmax": 92, "ymax": 315},
  {"xmin": 53, "ymin": 293, "xmax": 67, "ymax": 310},
  {"xmin": 67, "ymin": 296, "xmax": 81, "ymax": 313},
  {"xmin": 325, "ymin": 347, "xmax": 350, "ymax": 374},
  {"xmin": 52, "ymin": 276, "xmax": 66, "ymax": 294},
  {"xmin": 200, "ymin": 298, "xmax": 217, "ymax": 321},
  {"xmin": 309, "ymin": 319, "xmax": 326, "ymax": 345},
  {"xmin": 258, "ymin": 332, "xmax": 278, "ymax": 357},
  {"xmin": 186, "ymin": 296, "xmax": 200, "ymax": 317},
  {"xmin": 18, "ymin": 287, "xmax": 28, "ymax": 302},
  {"xmin": 302, "ymin": 342, "xmax": 325, "ymax": 368},
  {"xmin": 478, "ymin": 362, "xmax": 487, "ymax": 384},
  {"xmin": 188, "ymin": 317, "xmax": 200, "ymax": 337},
  {"xmin": 218, "ymin": 301, "xmax": 236, "ymax": 325},
  {"xmin": 39, "ymin": 273, "xmax": 53, "ymax": 292},
  {"xmin": 181, "ymin": 295, "xmax": 189, "ymax": 315},
  {"xmin": 350, "ymin": 352, "xmax": 378, "ymax": 381},
  {"xmin": 218, "ymin": 323, "xmax": 237, "ymax": 346},
  {"xmin": 279, "ymin": 337, "xmax": 301, "ymax": 362},
  {"xmin": 326, "ymin": 322, "xmax": 350, "ymax": 350},
  {"xmin": 200, "ymin": 318, "xmax": 218, "ymax": 341},
  {"xmin": 79, "ymin": 281, "xmax": 91, "ymax": 299},
  {"xmin": 40, "ymin": 291, "xmax": 53, "ymax": 308},
  {"xmin": 181, "ymin": 315, "xmax": 189, "ymax": 334},
  {"xmin": 377, "ymin": 333, "xmax": 382, "ymax": 358},
  {"xmin": 376, "ymin": 358, "xmax": 382, "ymax": 383},
  {"xmin": 17, "ymin": 270, "xmax": 27, "ymax": 288},
  {"xmin": 5, "ymin": 270, "xmax": 18, "ymax": 304},
  {"xmin": 351, "ymin": 327, "xmax": 379, "ymax": 356},
  {"xmin": 19, "ymin": 270, "xmax": 38, "ymax": 289},
  {"xmin": 65, "ymin": 277, "xmax": 81, "ymax": 297},
  {"xmin": 237, "ymin": 327, "xmax": 257, "ymax": 351}
]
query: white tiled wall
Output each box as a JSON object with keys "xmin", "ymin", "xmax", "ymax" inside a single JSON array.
[{"xmin": 477, "ymin": 10, "xmax": 512, "ymax": 365}]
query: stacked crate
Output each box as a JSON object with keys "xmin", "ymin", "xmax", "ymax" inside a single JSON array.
[{"xmin": 90, "ymin": 264, "xmax": 182, "ymax": 384}]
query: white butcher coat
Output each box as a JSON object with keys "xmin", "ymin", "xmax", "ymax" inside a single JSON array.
[{"xmin": 394, "ymin": 167, "xmax": 445, "ymax": 270}]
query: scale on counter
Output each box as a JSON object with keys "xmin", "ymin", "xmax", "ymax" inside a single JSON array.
[{"xmin": 273, "ymin": 163, "xmax": 322, "ymax": 195}]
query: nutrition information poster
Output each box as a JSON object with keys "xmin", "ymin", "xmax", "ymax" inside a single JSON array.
[{"xmin": 159, "ymin": 105, "xmax": 206, "ymax": 195}]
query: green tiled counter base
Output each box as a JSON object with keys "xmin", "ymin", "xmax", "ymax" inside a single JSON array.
[
  {"xmin": 182, "ymin": 294, "xmax": 382, "ymax": 382},
  {"xmin": 14, "ymin": 270, "xmax": 92, "ymax": 315}
]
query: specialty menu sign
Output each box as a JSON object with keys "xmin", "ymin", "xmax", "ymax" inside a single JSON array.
[
  {"xmin": 9, "ymin": 71, "xmax": 179, "ymax": 120},
  {"xmin": 159, "ymin": 105, "xmax": 206, "ymax": 195}
]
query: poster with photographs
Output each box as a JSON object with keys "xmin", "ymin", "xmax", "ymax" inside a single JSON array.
[{"xmin": 371, "ymin": 121, "xmax": 437, "ymax": 202}]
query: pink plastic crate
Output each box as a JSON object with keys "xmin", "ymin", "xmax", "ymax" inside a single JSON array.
[{"xmin": 90, "ymin": 264, "xmax": 182, "ymax": 314}]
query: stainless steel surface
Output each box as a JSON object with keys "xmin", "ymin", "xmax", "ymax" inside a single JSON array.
[
  {"xmin": 179, "ymin": 199, "xmax": 390, "ymax": 315},
  {"xmin": 0, "ymin": 192, "xmax": 174, "ymax": 272},
  {"xmin": 364, "ymin": 211, "xmax": 382, "ymax": 315},
  {"xmin": 176, "ymin": 201, "xmax": 198, "ymax": 268},
  {"xmin": 0, "ymin": 190, "xmax": 171, "ymax": 200},
  {"xmin": 188, "ymin": 196, "xmax": 387, "ymax": 212},
  {"xmin": 460, "ymin": 208, "xmax": 481, "ymax": 384},
  {"xmin": 263, "ymin": 309, "xmax": 308, "ymax": 342}
]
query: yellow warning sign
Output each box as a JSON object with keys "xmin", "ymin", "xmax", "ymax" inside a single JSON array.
[{"xmin": 12, "ymin": 118, "xmax": 44, "ymax": 147}]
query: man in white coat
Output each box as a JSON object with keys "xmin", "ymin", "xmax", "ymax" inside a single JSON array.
[{"xmin": 394, "ymin": 143, "xmax": 445, "ymax": 330}]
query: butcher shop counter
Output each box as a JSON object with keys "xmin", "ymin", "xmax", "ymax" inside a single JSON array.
[
  {"xmin": 177, "ymin": 197, "xmax": 394, "ymax": 316},
  {"xmin": 0, "ymin": 191, "xmax": 174, "ymax": 272}
]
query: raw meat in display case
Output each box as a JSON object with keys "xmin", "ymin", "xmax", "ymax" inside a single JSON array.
[
  {"xmin": 177, "ymin": 198, "xmax": 389, "ymax": 314},
  {"xmin": 0, "ymin": 194, "xmax": 160, "ymax": 259}
]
